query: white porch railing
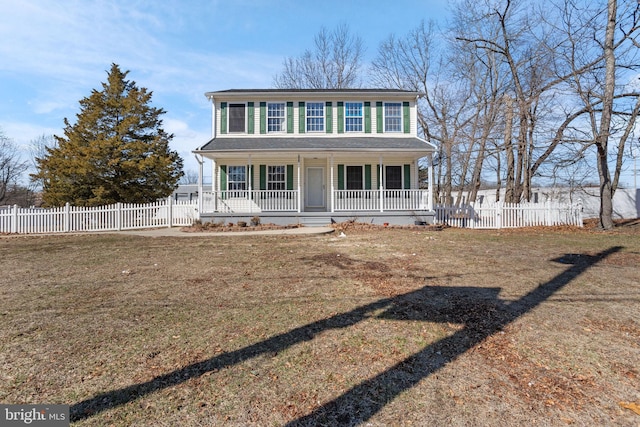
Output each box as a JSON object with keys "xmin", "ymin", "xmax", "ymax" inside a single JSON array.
[
  {"xmin": 435, "ymin": 201, "xmax": 583, "ymax": 229},
  {"xmin": 333, "ymin": 190, "xmax": 380, "ymax": 211},
  {"xmin": 200, "ymin": 189, "xmax": 430, "ymax": 213},
  {"xmin": 382, "ymin": 190, "xmax": 431, "ymax": 211},
  {"xmin": 333, "ymin": 189, "xmax": 430, "ymax": 211},
  {"xmin": 201, "ymin": 190, "xmax": 298, "ymax": 213}
]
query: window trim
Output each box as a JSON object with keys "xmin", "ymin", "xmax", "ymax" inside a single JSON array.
[
  {"xmin": 305, "ymin": 101, "xmax": 325, "ymax": 133},
  {"xmin": 383, "ymin": 102, "xmax": 403, "ymax": 133},
  {"xmin": 267, "ymin": 165, "xmax": 286, "ymax": 191},
  {"xmin": 384, "ymin": 165, "xmax": 403, "ymax": 189},
  {"xmin": 345, "ymin": 165, "xmax": 364, "ymax": 190},
  {"xmin": 227, "ymin": 165, "xmax": 246, "ymax": 191},
  {"xmin": 267, "ymin": 101, "xmax": 286, "ymax": 133},
  {"xmin": 344, "ymin": 101, "xmax": 363, "ymax": 133},
  {"xmin": 227, "ymin": 103, "xmax": 247, "ymax": 134}
]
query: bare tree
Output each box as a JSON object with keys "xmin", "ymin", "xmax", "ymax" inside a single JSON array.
[
  {"xmin": 179, "ymin": 169, "xmax": 199, "ymax": 185},
  {"xmin": 371, "ymin": 21, "xmax": 471, "ymax": 205},
  {"xmin": 543, "ymin": 0, "xmax": 640, "ymax": 229},
  {"xmin": 453, "ymin": 0, "xmax": 564, "ymax": 203},
  {"xmin": 28, "ymin": 134, "xmax": 56, "ymax": 190},
  {"xmin": 0, "ymin": 129, "xmax": 29, "ymax": 204},
  {"xmin": 592, "ymin": 0, "xmax": 638, "ymax": 229},
  {"xmin": 273, "ymin": 24, "xmax": 365, "ymax": 89},
  {"xmin": 371, "ymin": 19, "xmax": 511, "ymax": 206}
]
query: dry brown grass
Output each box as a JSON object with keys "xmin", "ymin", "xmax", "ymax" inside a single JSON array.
[{"xmin": 1, "ymin": 223, "xmax": 638, "ymax": 426}]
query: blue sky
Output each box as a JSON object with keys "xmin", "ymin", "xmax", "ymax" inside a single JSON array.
[{"xmin": 0, "ymin": 0, "xmax": 450, "ymax": 177}]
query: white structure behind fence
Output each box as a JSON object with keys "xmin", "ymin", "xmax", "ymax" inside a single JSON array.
[
  {"xmin": 435, "ymin": 201, "xmax": 583, "ymax": 229},
  {"xmin": 0, "ymin": 198, "xmax": 197, "ymax": 234}
]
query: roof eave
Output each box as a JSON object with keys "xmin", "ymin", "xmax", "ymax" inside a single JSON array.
[{"xmin": 204, "ymin": 89, "xmax": 421, "ymax": 100}]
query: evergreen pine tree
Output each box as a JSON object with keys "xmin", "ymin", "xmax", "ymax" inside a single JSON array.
[{"xmin": 33, "ymin": 63, "xmax": 183, "ymax": 206}]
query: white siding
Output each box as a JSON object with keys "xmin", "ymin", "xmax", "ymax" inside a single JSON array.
[
  {"xmin": 215, "ymin": 155, "xmax": 419, "ymax": 193},
  {"xmin": 328, "ymin": 156, "xmax": 419, "ymax": 190},
  {"xmin": 216, "ymin": 157, "xmax": 300, "ymax": 192},
  {"xmin": 213, "ymin": 95, "xmax": 418, "ymax": 138}
]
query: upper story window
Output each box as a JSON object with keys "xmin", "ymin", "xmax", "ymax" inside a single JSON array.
[
  {"xmin": 267, "ymin": 102, "xmax": 285, "ymax": 132},
  {"xmin": 345, "ymin": 102, "xmax": 363, "ymax": 132},
  {"xmin": 384, "ymin": 103, "xmax": 402, "ymax": 133},
  {"xmin": 228, "ymin": 104, "xmax": 245, "ymax": 133},
  {"xmin": 306, "ymin": 102, "xmax": 324, "ymax": 132}
]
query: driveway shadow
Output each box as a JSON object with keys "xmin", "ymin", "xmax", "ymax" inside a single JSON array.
[{"xmin": 70, "ymin": 246, "xmax": 622, "ymax": 424}]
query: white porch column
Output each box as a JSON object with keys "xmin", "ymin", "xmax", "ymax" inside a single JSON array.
[
  {"xmin": 330, "ymin": 154, "xmax": 335, "ymax": 213},
  {"xmin": 247, "ymin": 155, "xmax": 252, "ymax": 194},
  {"xmin": 428, "ymin": 154, "xmax": 434, "ymax": 211},
  {"xmin": 379, "ymin": 155, "xmax": 384, "ymax": 212},
  {"xmin": 297, "ymin": 155, "xmax": 301, "ymax": 213},
  {"xmin": 195, "ymin": 154, "xmax": 203, "ymax": 219},
  {"xmin": 248, "ymin": 155, "xmax": 253, "ymax": 214},
  {"xmin": 212, "ymin": 158, "xmax": 217, "ymax": 212}
]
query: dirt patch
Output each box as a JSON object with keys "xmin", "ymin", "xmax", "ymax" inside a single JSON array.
[{"xmin": 181, "ymin": 222, "xmax": 303, "ymax": 233}]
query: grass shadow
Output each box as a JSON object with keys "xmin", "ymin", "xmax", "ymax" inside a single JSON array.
[{"xmin": 70, "ymin": 246, "xmax": 622, "ymax": 423}]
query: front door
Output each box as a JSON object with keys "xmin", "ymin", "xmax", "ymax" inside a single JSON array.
[{"xmin": 306, "ymin": 167, "xmax": 325, "ymax": 210}]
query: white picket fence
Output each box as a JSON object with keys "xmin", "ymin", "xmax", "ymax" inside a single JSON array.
[
  {"xmin": 0, "ymin": 198, "xmax": 198, "ymax": 234},
  {"xmin": 1, "ymin": 199, "xmax": 583, "ymax": 234},
  {"xmin": 435, "ymin": 201, "xmax": 583, "ymax": 229}
]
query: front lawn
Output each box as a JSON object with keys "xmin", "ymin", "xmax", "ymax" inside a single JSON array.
[{"xmin": 1, "ymin": 223, "xmax": 638, "ymax": 425}]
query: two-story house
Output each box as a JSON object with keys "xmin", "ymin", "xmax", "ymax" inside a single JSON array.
[{"xmin": 193, "ymin": 89, "xmax": 436, "ymax": 226}]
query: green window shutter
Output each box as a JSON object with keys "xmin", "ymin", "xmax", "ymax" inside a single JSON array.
[
  {"xmin": 325, "ymin": 101, "xmax": 333, "ymax": 133},
  {"xmin": 404, "ymin": 164, "xmax": 411, "ymax": 189},
  {"xmin": 259, "ymin": 165, "xmax": 266, "ymax": 190},
  {"xmin": 247, "ymin": 102, "xmax": 254, "ymax": 134},
  {"xmin": 337, "ymin": 102, "xmax": 344, "ymax": 134},
  {"xmin": 220, "ymin": 165, "xmax": 227, "ymax": 199},
  {"xmin": 376, "ymin": 101, "xmax": 383, "ymax": 133},
  {"xmin": 365, "ymin": 164, "xmax": 372, "ymax": 190},
  {"xmin": 403, "ymin": 101, "xmax": 410, "ymax": 134},
  {"xmin": 287, "ymin": 102, "xmax": 294, "ymax": 133},
  {"xmin": 286, "ymin": 165, "xmax": 294, "ymax": 190},
  {"xmin": 220, "ymin": 102, "xmax": 228, "ymax": 134},
  {"xmin": 364, "ymin": 102, "xmax": 371, "ymax": 133},
  {"xmin": 337, "ymin": 164, "xmax": 345, "ymax": 190},
  {"xmin": 299, "ymin": 102, "xmax": 305, "ymax": 133},
  {"xmin": 259, "ymin": 102, "xmax": 266, "ymax": 134}
]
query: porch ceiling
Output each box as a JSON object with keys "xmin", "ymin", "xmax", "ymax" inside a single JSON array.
[{"xmin": 195, "ymin": 137, "xmax": 435, "ymax": 157}]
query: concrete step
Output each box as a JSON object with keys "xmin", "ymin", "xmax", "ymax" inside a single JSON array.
[{"xmin": 300, "ymin": 216, "xmax": 333, "ymax": 227}]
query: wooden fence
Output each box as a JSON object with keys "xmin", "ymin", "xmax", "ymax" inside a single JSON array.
[
  {"xmin": 1, "ymin": 199, "xmax": 583, "ymax": 234},
  {"xmin": 435, "ymin": 201, "xmax": 583, "ymax": 229},
  {"xmin": 0, "ymin": 198, "xmax": 197, "ymax": 234}
]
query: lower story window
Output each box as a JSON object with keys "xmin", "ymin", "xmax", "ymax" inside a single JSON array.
[
  {"xmin": 228, "ymin": 166, "xmax": 246, "ymax": 191},
  {"xmin": 385, "ymin": 166, "xmax": 402, "ymax": 189},
  {"xmin": 346, "ymin": 166, "xmax": 363, "ymax": 190},
  {"xmin": 268, "ymin": 165, "xmax": 286, "ymax": 190}
]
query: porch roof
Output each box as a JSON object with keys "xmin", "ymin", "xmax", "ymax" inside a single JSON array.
[{"xmin": 195, "ymin": 137, "xmax": 436, "ymax": 156}]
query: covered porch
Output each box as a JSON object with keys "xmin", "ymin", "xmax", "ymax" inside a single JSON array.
[{"xmin": 193, "ymin": 137, "xmax": 436, "ymax": 225}]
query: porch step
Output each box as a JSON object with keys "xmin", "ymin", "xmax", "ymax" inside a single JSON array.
[{"xmin": 300, "ymin": 216, "xmax": 333, "ymax": 227}]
